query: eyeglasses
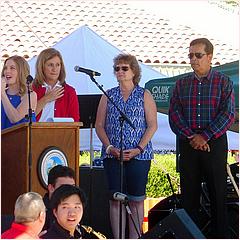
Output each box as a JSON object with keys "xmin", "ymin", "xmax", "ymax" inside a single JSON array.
[
  {"xmin": 114, "ymin": 66, "xmax": 129, "ymax": 72},
  {"xmin": 188, "ymin": 53, "xmax": 206, "ymax": 59}
]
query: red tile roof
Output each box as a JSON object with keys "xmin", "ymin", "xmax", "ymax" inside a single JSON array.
[{"xmin": 1, "ymin": 0, "xmax": 239, "ymax": 65}]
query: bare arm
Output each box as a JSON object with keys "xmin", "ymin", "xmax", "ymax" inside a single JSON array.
[
  {"xmin": 1, "ymin": 83, "xmax": 37, "ymax": 123},
  {"xmin": 139, "ymin": 89, "xmax": 158, "ymax": 148}
]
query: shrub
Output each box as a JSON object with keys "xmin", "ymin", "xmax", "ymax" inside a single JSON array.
[{"xmin": 146, "ymin": 154, "xmax": 180, "ymax": 198}]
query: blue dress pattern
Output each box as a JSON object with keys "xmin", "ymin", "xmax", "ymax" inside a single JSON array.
[
  {"xmin": 1, "ymin": 93, "xmax": 36, "ymax": 130},
  {"xmin": 101, "ymin": 85, "xmax": 153, "ymax": 160}
]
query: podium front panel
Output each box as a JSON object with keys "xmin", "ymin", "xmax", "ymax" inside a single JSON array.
[{"xmin": 1, "ymin": 122, "xmax": 81, "ymax": 214}]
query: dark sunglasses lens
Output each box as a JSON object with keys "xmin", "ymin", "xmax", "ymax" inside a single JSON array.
[
  {"xmin": 114, "ymin": 66, "xmax": 120, "ymax": 72},
  {"xmin": 122, "ymin": 66, "xmax": 129, "ymax": 71},
  {"xmin": 188, "ymin": 53, "xmax": 194, "ymax": 59},
  {"xmin": 114, "ymin": 66, "xmax": 129, "ymax": 72},
  {"xmin": 195, "ymin": 53, "xmax": 203, "ymax": 59},
  {"xmin": 188, "ymin": 53, "xmax": 205, "ymax": 59}
]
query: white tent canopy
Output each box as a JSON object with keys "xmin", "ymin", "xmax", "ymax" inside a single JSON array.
[{"xmin": 28, "ymin": 25, "xmax": 166, "ymax": 93}]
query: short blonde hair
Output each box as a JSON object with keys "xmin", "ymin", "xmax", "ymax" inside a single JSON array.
[
  {"xmin": 14, "ymin": 192, "xmax": 45, "ymax": 223},
  {"xmin": 1, "ymin": 55, "xmax": 30, "ymax": 96},
  {"xmin": 34, "ymin": 48, "xmax": 66, "ymax": 87}
]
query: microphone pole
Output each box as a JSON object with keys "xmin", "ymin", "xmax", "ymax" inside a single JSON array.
[
  {"xmin": 166, "ymin": 173, "xmax": 180, "ymax": 210},
  {"xmin": 113, "ymin": 192, "xmax": 141, "ymax": 238},
  {"xmin": 26, "ymin": 75, "xmax": 33, "ymax": 192},
  {"xmin": 84, "ymin": 72, "xmax": 135, "ymax": 239},
  {"xmin": 119, "ymin": 116, "xmax": 124, "ymax": 239},
  {"xmin": 87, "ymin": 73, "xmax": 135, "ymax": 130}
]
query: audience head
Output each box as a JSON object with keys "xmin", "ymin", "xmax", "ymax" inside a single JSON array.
[
  {"xmin": 1, "ymin": 55, "xmax": 30, "ymax": 96},
  {"xmin": 14, "ymin": 192, "xmax": 46, "ymax": 234},
  {"xmin": 34, "ymin": 48, "xmax": 66, "ymax": 86},
  {"xmin": 47, "ymin": 165, "xmax": 75, "ymax": 199},
  {"xmin": 113, "ymin": 53, "xmax": 141, "ymax": 86},
  {"xmin": 51, "ymin": 185, "xmax": 86, "ymax": 236}
]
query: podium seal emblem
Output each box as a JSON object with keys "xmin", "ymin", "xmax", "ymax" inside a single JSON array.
[{"xmin": 38, "ymin": 146, "xmax": 68, "ymax": 188}]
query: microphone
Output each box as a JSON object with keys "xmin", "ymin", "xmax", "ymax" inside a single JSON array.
[
  {"xmin": 26, "ymin": 75, "xmax": 34, "ymax": 84},
  {"xmin": 74, "ymin": 66, "xmax": 101, "ymax": 76},
  {"xmin": 113, "ymin": 192, "xmax": 128, "ymax": 202}
]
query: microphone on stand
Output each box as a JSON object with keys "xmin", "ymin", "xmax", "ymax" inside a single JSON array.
[
  {"xmin": 113, "ymin": 192, "xmax": 128, "ymax": 202},
  {"xmin": 113, "ymin": 191, "xmax": 141, "ymax": 238},
  {"xmin": 25, "ymin": 75, "xmax": 34, "ymax": 123},
  {"xmin": 26, "ymin": 74, "xmax": 34, "ymax": 192},
  {"xmin": 26, "ymin": 75, "xmax": 34, "ymax": 84},
  {"xmin": 74, "ymin": 66, "xmax": 101, "ymax": 76}
]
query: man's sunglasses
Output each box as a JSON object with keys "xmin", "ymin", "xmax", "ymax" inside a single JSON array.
[
  {"xmin": 114, "ymin": 66, "xmax": 129, "ymax": 72},
  {"xmin": 188, "ymin": 53, "xmax": 206, "ymax": 59}
]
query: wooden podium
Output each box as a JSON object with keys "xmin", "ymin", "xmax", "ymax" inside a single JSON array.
[{"xmin": 1, "ymin": 122, "xmax": 82, "ymax": 215}]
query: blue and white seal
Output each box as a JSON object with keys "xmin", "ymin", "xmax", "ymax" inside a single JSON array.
[{"xmin": 38, "ymin": 146, "xmax": 68, "ymax": 188}]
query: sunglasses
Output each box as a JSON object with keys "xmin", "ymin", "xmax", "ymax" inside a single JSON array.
[
  {"xmin": 188, "ymin": 53, "xmax": 206, "ymax": 59},
  {"xmin": 114, "ymin": 66, "xmax": 129, "ymax": 72}
]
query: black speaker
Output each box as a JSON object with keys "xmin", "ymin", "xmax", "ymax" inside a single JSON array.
[
  {"xmin": 141, "ymin": 209, "xmax": 205, "ymax": 239},
  {"xmin": 148, "ymin": 194, "xmax": 182, "ymax": 230},
  {"xmin": 79, "ymin": 166, "xmax": 113, "ymax": 238}
]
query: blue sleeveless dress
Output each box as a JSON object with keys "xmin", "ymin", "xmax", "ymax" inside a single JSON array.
[
  {"xmin": 1, "ymin": 93, "xmax": 36, "ymax": 130},
  {"xmin": 101, "ymin": 85, "xmax": 153, "ymax": 161},
  {"xmin": 100, "ymin": 85, "xmax": 153, "ymax": 201}
]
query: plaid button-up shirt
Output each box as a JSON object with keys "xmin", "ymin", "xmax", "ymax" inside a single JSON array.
[{"xmin": 169, "ymin": 68, "xmax": 235, "ymax": 141}]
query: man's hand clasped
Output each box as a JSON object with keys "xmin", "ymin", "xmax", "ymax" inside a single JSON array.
[{"xmin": 188, "ymin": 134, "xmax": 210, "ymax": 152}]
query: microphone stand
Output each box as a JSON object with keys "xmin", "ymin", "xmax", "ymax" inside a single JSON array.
[
  {"xmin": 87, "ymin": 73, "xmax": 135, "ymax": 239},
  {"xmin": 89, "ymin": 116, "xmax": 94, "ymax": 227},
  {"xmin": 166, "ymin": 173, "xmax": 180, "ymax": 211},
  {"xmin": 119, "ymin": 116, "xmax": 124, "ymax": 238},
  {"xmin": 121, "ymin": 198, "xmax": 141, "ymax": 238},
  {"xmin": 26, "ymin": 75, "xmax": 33, "ymax": 192}
]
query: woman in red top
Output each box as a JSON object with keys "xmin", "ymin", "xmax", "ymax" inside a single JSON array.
[{"xmin": 32, "ymin": 48, "xmax": 80, "ymax": 122}]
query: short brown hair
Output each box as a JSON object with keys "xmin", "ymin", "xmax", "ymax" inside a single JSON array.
[
  {"xmin": 34, "ymin": 48, "xmax": 66, "ymax": 87},
  {"xmin": 1, "ymin": 55, "xmax": 30, "ymax": 96},
  {"xmin": 190, "ymin": 38, "xmax": 214, "ymax": 55},
  {"xmin": 113, "ymin": 54, "xmax": 141, "ymax": 86}
]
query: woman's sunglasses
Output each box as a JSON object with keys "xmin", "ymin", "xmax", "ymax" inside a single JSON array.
[
  {"xmin": 188, "ymin": 53, "xmax": 206, "ymax": 59},
  {"xmin": 114, "ymin": 66, "xmax": 129, "ymax": 72}
]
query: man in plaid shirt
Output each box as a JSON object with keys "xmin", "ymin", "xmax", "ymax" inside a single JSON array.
[{"xmin": 169, "ymin": 38, "xmax": 235, "ymax": 238}]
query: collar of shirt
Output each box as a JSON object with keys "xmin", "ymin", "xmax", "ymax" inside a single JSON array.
[
  {"xmin": 193, "ymin": 67, "xmax": 212, "ymax": 83},
  {"xmin": 52, "ymin": 221, "xmax": 81, "ymax": 238},
  {"xmin": 11, "ymin": 222, "xmax": 38, "ymax": 239},
  {"xmin": 42, "ymin": 81, "xmax": 62, "ymax": 90}
]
